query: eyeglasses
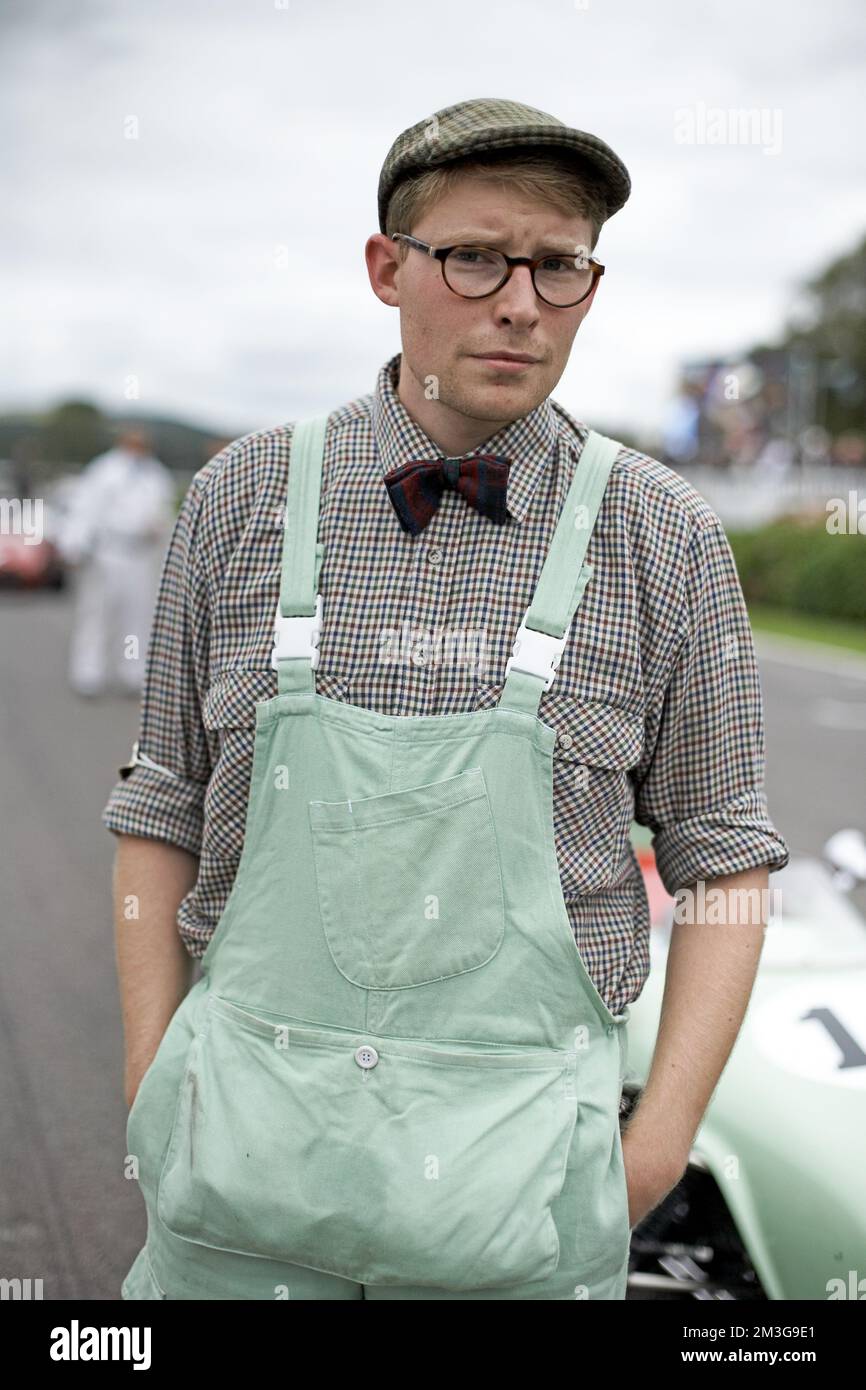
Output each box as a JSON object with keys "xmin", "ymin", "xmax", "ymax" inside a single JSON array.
[{"xmin": 391, "ymin": 233, "xmax": 604, "ymax": 308}]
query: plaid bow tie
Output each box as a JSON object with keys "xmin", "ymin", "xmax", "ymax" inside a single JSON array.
[{"xmin": 382, "ymin": 454, "xmax": 511, "ymax": 536}]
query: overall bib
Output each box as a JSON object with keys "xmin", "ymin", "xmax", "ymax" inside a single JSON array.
[{"xmin": 122, "ymin": 417, "xmax": 633, "ymax": 1301}]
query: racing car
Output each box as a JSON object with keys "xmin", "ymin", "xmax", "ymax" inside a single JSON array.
[{"xmin": 624, "ymin": 823, "xmax": 866, "ymax": 1300}]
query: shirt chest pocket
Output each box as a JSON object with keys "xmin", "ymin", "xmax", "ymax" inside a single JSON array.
[
  {"xmin": 199, "ymin": 669, "xmax": 352, "ymax": 863},
  {"xmin": 203, "ymin": 669, "xmax": 279, "ymax": 731},
  {"xmin": 201, "ymin": 670, "xmax": 281, "ymax": 862},
  {"xmin": 546, "ymin": 691, "xmax": 644, "ymax": 894},
  {"xmin": 202, "ymin": 669, "xmax": 351, "ymax": 730},
  {"xmin": 475, "ymin": 682, "xmax": 644, "ymax": 895}
]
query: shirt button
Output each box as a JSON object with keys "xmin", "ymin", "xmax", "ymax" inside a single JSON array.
[
  {"xmin": 354, "ymin": 1044, "xmax": 379, "ymax": 1069},
  {"xmin": 411, "ymin": 646, "xmax": 428, "ymax": 667},
  {"xmin": 558, "ymin": 731, "xmax": 574, "ymax": 750},
  {"xmin": 427, "ymin": 547, "xmax": 443, "ymax": 566}
]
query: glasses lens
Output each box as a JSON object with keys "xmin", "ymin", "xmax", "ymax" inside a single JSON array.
[
  {"xmin": 534, "ymin": 257, "xmax": 594, "ymax": 306},
  {"xmin": 443, "ymin": 246, "xmax": 506, "ymax": 297}
]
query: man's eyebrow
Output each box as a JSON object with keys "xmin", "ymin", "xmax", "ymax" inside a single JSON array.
[{"xmin": 442, "ymin": 234, "xmax": 584, "ymax": 256}]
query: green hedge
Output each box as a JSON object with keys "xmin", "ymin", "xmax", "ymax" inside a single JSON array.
[{"xmin": 727, "ymin": 518, "xmax": 866, "ymax": 623}]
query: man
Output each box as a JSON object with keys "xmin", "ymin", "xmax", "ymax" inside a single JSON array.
[
  {"xmin": 105, "ymin": 99, "xmax": 789, "ymax": 1301},
  {"xmin": 57, "ymin": 425, "xmax": 176, "ymax": 696}
]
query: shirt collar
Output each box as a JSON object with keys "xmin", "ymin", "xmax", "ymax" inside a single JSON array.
[{"xmin": 370, "ymin": 352, "xmax": 560, "ymax": 525}]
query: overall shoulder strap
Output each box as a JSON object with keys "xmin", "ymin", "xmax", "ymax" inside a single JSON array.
[
  {"xmin": 498, "ymin": 429, "xmax": 622, "ymax": 717},
  {"xmin": 273, "ymin": 414, "xmax": 330, "ymax": 694}
]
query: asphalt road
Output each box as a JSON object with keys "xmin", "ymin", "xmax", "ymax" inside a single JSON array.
[{"xmin": 1, "ymin": 586, "xmax": 864, "ymax": 1300}]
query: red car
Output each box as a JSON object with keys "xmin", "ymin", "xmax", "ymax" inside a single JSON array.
[
  {"xmin": 0, "ymin": 466, "xmax": 67, "ymax": 589},
  {"xmin": 0, "ymin": 529, "xmax": 65, "ymax": 588}
]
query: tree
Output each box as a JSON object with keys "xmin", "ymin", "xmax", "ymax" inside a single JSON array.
[
  {"xmin": 42, "ymin": 401, "xmax": 109, "ymax": 465},
  {"xmin": 781, "ymin": 233, "xmax": 866, "ymax": 436}
]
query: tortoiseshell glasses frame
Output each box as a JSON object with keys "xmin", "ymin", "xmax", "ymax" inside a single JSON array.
[{"xmin": 391, "ymin": 232, "xmax": 604, "ymax": 308}]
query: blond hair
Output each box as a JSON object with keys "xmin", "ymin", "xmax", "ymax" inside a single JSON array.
[{"xmin": 385, "ymin": 149, "xmax": 608, "ymax": 259}]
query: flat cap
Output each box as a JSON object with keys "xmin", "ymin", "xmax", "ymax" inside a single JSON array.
[{"xmin": 378, "ymin": 96, "xmax": 631, "ymax": 233}]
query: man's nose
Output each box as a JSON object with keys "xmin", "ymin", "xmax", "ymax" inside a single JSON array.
[{"xmin": 492, "ymin": 265, "xmax": 539, "ymax": 319}]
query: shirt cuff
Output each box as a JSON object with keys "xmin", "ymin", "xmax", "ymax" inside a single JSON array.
[
  {"xmin": 101, "ymin": 763, "xmax": 206, "ymax": 856},
  {"xmin": 651, "ymin": 788, "xmax": 790, "ymax": 896}
]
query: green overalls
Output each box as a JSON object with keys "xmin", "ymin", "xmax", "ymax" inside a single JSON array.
[{"xmin": 122, "ymin": 416, "xmax": 632, "ymax": 1301}]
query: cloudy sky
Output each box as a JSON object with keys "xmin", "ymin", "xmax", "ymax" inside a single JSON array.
[{"xmin": 2, "ymin": 0, "xmax": 864, "ymax": 446}]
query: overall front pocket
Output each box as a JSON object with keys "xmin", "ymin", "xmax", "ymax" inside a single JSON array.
[
  {"xmin": 156, "ymin": 995, "xmax": 578, "ymax": 1292},
  {"xmin": 308, "ymin": 765, "xmax": 506, "ymax": 989}
]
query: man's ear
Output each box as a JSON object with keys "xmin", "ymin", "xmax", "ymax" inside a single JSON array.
[{"xmin": 365, "ymin": 233, "xmax": 401, "ymax": 308}]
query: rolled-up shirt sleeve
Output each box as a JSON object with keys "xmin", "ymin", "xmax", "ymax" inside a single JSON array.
[
  {"xmin": 633, "ymin": 518, "xmax": 790, "ymax": 895},
  {"xmin": 101, "ymin": 473, "xmax": 212, "ymax": 855}
]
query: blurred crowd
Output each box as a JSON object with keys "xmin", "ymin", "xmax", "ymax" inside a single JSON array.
[{"xmin": 660, "ymin": 350, "xmax": 866, "ymax": 477}]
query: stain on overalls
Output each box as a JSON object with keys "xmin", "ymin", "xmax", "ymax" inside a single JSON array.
[{"xmin": 122, "ymin": 416, "xmax": 633, "ymax": 1301}]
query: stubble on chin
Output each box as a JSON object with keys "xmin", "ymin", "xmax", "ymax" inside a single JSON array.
[
  {"xmin": 450, "ymin": 358, "xmax": 551, "ymax": 423},
  {"xmin": 418, "ymin": 355, "xmax": 497, "ymax": 421}
]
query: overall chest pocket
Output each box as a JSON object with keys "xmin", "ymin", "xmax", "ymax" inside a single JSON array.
[{"xmin": 308, "ymin": 766, "xmax": 506, "ymax": 989}]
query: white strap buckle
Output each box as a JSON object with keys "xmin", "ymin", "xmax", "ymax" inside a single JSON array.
[
  {"xmin": 505, "ymin": 611, "xmax": 572, "ymax": 692},
  {"xmin": 271, "ymin": 592, "xmax": 322, "ymax": 671}
]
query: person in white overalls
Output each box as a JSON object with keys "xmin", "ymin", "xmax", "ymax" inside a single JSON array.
[{"xmin": 57, "ymin": 427, "xmax": 176, "ymax": 696}]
